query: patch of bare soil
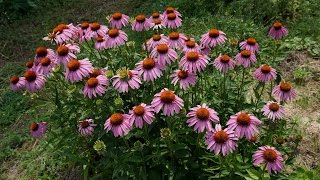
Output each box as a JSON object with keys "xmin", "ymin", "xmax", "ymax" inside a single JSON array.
[{"xmin": 281, "ymin": 52, "xmax": 320, "ymax": 168}]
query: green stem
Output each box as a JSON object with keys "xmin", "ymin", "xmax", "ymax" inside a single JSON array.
[
  {"xmin": 259, "ymin": 163, "xmax": 267, "ymax": 180},
  {"xmin": 237, "ymin": 67, "xmax": 245, "ymax": 110},
  {"xmin": 83, "ymin": 164, "xmax": 89, "ymax": 180},
  {"xmin": 255, "ymin": 83, "xmax": 266, "ymax": 111}
]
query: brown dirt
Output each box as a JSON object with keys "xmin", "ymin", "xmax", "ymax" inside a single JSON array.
[{"xmin": 281, "ymin": 52, "xmax": 320, "ymax": 169}]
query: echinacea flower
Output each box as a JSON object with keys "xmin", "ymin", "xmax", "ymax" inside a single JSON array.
[
  {"xmin": 254, "ymin": 64, "xmax": 277, "ymax": 82},
  {"xmin": 268, "ymin": 22, "xmax": 288, "ymax": 40},
  {"xmin": 24, "ymin": 70, "xmax": 46, "ymax": 92},
  {"xmin": 162, "ymin": 12, "xmax": 182, "ymax": 29},
  {"xmin": 150, "ymin": 18, "xmax": 165, "ymax": 30},
  {"xmin": 78, "ymin": 118, "xmax": 97, "ymax": 136},
  {"xmin": 135, "ymin": 58, "xmax": 164, "ymax": 82},
  {"xmin": 163, "ymin": 7, "xmax": 182, "ymax": 18},
  {"xmin": 51, "ymin": 23, "xmax": 77, "ymax": 44},
  {"xmin": 150, "ymin": 43, "xmax": 178, "ymax": 67},
  {"xmin": 149, "ymin": 12, "xmax": 163, "ymax": 22},
  {"xmin": 83, "ymin": 75, "xmax": 108, "ymax": 99},
  {"xmin": 88, "ymin": 22, "xmax": 109, "ymax": 39},
  {"xmin": 30, "ymin": 122, "xmax": 48, "ymax": 138},
  {"xmin": 144, "ymin": 34, "xmax": 168, "ymax": 52},
  {"xmin": 151, "ymin": 88, "xmax": 184, "ymax": 116},
  {"xmin": 168, "ymin": 31, "xmax": 187, "ymax": 50},
  {"xmin": 105, "ymin": 28, "xmax": 128, "ymax": 48},
  {"xmin": 201, "ymin": 46, "xmax": 211, "ymax": 56},
  {"xmin": 253, "ymin": 146, "xmax": 284, "ymax": 174},
  {"xmin": 240, "ymin": 38, "xmax": 260, "ymax": 53},
  {"xmin": 205, "ymin": 124, "xmax": 238, "ymax": 156},
  {"xmin": 182, "ymin": 39, "xmax": 201, "ymax": 53},
  {"xmin": 262, "ymin": 101, "xmax": 285, "ymax": 121},
  {"xmin": 131, "ymin": 14, "xmax": 151, "ymax": 32},
  {"xmin": 200, "ymin": 28, "xmax": 227, "ymax": 48},
  {"xmin": 56, "ymin": 43, "xmax": 80, "ymax": 64},
  {"xmin": 35, "ymin": 57, "xmax": 57, "ymax": 75},
  {"xmin": 89, "ymin": 68, "xmax": 108, "ymax": 78},
  {"xmin": 65, "ymin": 58, "xmax": 93, "ymax": 83},
  {"xmin": 94, "ymin": 35, "xmax": 107, "ymax": 50},
  {"xmin": 10, "ymin": 75, "xmax": 25, "ymax": 91},
  {"xmin": 112, "ymin": 68, "xmax": 141, "ymax": 93},
  {"xmin": 109, "ymin": 12, "xmax": 130, "ymax": 29},
  {"xmin": 77, "ymin": 22, "xmax": 90, "ymax": 43},
  {"xmin": 170, "ymin": 69, "xmax": 196, "ymax": 90},
  {"xmin": 272, "ymin": 82, "xmax": 297, "ymax": 102},
  {"xmin": 186, "ymin": 103, "xmax": 220, "ymax": 133},
  {"xmin": 226, "ymin": 112, "xmax": 262, "ymax": 140},
  {"xmin": 128, "ymin": 103, "xmax": 155, "ymax": 128},
  {"xmin": 104, "ymin": 113, "xmax": 131, "ymax": 137},
  {"xmin": 25, "ymin": 60, "xmax": 35, "ymax": 70},
  {"xmin": 179, "ymin": 51, "xmax": 209, "ymax": 73},
  {"xmin": 213, "ymin": 54, "xmax": 235, "ymax": 73},
  {"xmin": 235, "ymin": 50, "xmax": 257, "ymax": 68},
  {"xmin": 35, "ymin": 47, "xmax": 56, "ymax": 63}
]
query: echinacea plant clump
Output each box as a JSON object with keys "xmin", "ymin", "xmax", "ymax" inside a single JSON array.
[{"xmin": 11, "ymin": 6, "xmax": 300, "ymax": 179}]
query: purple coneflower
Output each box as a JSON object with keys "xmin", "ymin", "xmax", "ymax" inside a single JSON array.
[
  {"xmin": 78, "ymin": 118, "xmax": 97, "ymax": 136},
  {"xmin": 129, "ymin": 103, "xmax": 155, "ymax": 128},
  {"xmin": 201, "ymin": 46, "xmax": 211, "ymax": 56},
  {"xmin": 205, "ymin": 124, "xmax": 238, "ymax": 156},
  {"xmin": 88, "ymin": 22, "xmax": 109, "ymax": 39},
  {"xmin": 104, "ymin": 113, "xmax": 131, "ymax": 137},
  {"xmin": 77, "ymin": 22, "xmax": 90, "ymax": 43},
  {"xmin": 170, "ymin": 69, "xmax": 196, "ymax": 90},
  {"xmin": 254, "ymin": 64, "xmax": 277, "ymax": 82},
  {"xmin": 272, "ymin": 82, "xmax": 297, "ymax": 102},
  {"xmin": 268, "ymin": 22, "xmax": 288, "ymax": 40},
  {"xmin": 240, "ymin": 38, "xmax": 260, "ymax": 53},
  {"xmin": 65, "ymin": 58, "xmax": 93, "ymax": 83},
  {"xmin": 149, "ymin": 12, "xmax": 163, "ymax": 22},
  {"xmin": 35, "ymin": 47, "xmax": 55, "ymax": 63},
  {"xmin": 135, "ymin": 58, "xmax": 164, "ymax": 82},
  {"xmin": 213, "ymin": 54, "xmax": 235, "ymax": 73},
  {"xmin": 25, "ymin": 60, "xmax": 35, "ymax": 70},
  {"xmin": 186, "ymin": 103, "xmax": 220, "ymax": 133},
  {"xmin": 162, "ymin": 12, "xmax": 182, "ymax": 29},
  {"xmin": 262, "ymin": 101, "xmax": 285, "ymax": 121},
  {"xmin": 36, "ymin": 57, "xmax": 56, "ymax": 75},
  {"xmin": 150, "ymin": 43, "xmax": 178, "ymax": 67},
  {"xmin": 253, "ymin": 146, "xmax": 284, "ymax": 174},
  {"xmin": 83, "ymin": 75, "xmax": 108, "ymax": 99},
  {"xmin": 168, "ymin": 31, "xmax": 187, "ymax": 50},
  {"xmin": 132, "ymin": 14, "xmax": 151, "ymax": 32},
  {"xmin": 182, "ymin": 39, "xmax": 201, "ymax": 53},
  {"xmin": 109, "ymin": 12, "xmax": 130, "ymax": 29},
  {"xmin": 235, "ymin": 50, "xmax": 257, "ymax": 68},
  {"xmin": 179, "ymin": 51, "xmax": 209, "ymax": 73},
  {"xmin": 151, "ymin": 88, "xmax": 184, "ymax": 116},
  {"xmin": 30, "ymin": 122, "xmax": 48, "ymax": 138},
  {"xmin": 56, "ymin": 43, "xmax": 79, "ymax": 64},
  {"xmin": 112, "ymin": 69, "xmax": 141, "ymax": 93},
  {"xmin": 105, "ymin": 28, "xmax": 128, "ymax": 48},
  {"xmin": 144, "ymin": 34, "xmax": 168, "ymax": 52},
  {"xmin": 226, "ymin": 112, "xmax": 262, "ymax": 140},
  {"xmin": 89, "ymin": 68, "xmax": 107, "ymax": 78},
  {"xmin": 94, "ymin": 35, "xmax": 107, "ymax": 50},
  {"xmin": 163, "ymin": 7, "xmax": 182, "ymax": 18},
  {"xmin": 24, "ymin": 70, "xmax": 46, "ymax": 92},
  {"xmin": 10, "ymin": 75, "xmax": 25, "ymax": 91},
  {"xmin": 47, "ymin": 23, "xmax": 77, "ymax": 45},
  {"xmin": 200, "ymin": 28, "xmax": 227, "ymax": 48}
]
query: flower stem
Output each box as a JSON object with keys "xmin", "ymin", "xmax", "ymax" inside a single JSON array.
[{"xmin": 259, "ymin": 163, "xmax": 267, "ymax": 180}]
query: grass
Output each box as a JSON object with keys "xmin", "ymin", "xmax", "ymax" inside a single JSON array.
[{"xmin": 1, "ymin": 0, "xmax": 320, "ymax": 179}]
